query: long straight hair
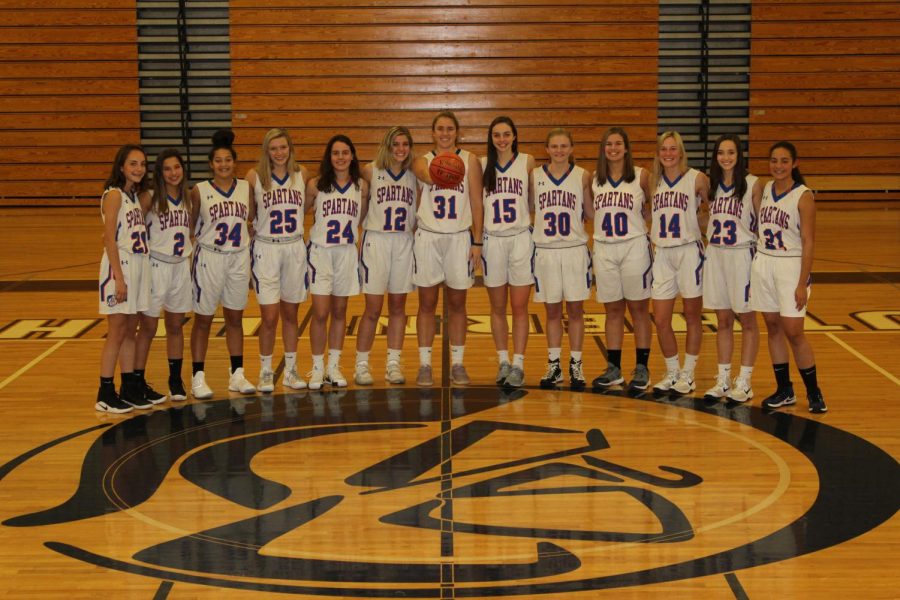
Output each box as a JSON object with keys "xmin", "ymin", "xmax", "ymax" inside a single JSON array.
[
  {"xmin": 484, "ymin": 116, "xmax": 518, "ymax": 194},
  {"xmin": 709, "ymin": 134, "xmax": 748, "ymax": 202},
  {"xmin": 769, "ymin": 141, "xmax": 806, "ymax": 186},
  {"xmin": 256, "ymin": 128, "xmax": 299, "ymax": 192},
  {"xmin": 545, "ymin": 127, "xmax": 575, "ymax": 165},
  {"xmin": 317, "ymin": 134, "xmax": 360, "ymax": 192},
  {"xmin": 594, "ymin": 127, "xmax": 635, "ymax": 186},
  {"xmin": 103, "ymin": 144, "xmax": 148, "ymax": 195},
  {"xmin": 152, "ymin": 148, "xmax": 190, "ymax": 215},
  {"xmin": 374, "ymin": 126, "xmax": 414, "ymax": 171},
  {"xmin": 650, "ymin": 130, "xmax": 689, "ymax": 193}
]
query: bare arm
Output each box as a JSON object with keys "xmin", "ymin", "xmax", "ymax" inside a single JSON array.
[
  {"xmin": 640, "ymin": 167, "xmax": 652, "ymax": 222},
  {"xmin": 751, "ymin": 177, "xmax": 763, "ymax": 217},
  {"xmin": 584, "ymin": 170, "xmax": 596, "ymax": 221},
  {"xmin": 245, "ymin": 170, "xmax": 258, "ymax": 229},
  {"xmin": 468, "ymin": 153, "xmax": 484, "ymax": 268},
  {"xmin": 189, "ymin": 184, "xmax": 201, "ymax": 233},
  {"xmin": 358, "ymin": 178, "xmax": 370, "ymax": 228},
  {"xmin": 412, "ymin": 155, "xmax": 433, "ymax": 186},
  {"xmin": 101, "ymin": 190, "xmax": 128, "ymax": 304},
  {"xmin": 695, "ymin": 171, "xmax": 711, "ymax": 235},
  {"xmin": 305, "ymin": 178, "xmax": 319, "ymax": 215},
  {"xmin": 796, "ymin": 190, "xmax": 816, "ymax": 310}
]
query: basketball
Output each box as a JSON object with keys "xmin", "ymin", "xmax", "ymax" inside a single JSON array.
[{"xmin": 428, "ymin": 152, "xmax": 466, "ymax": 188}]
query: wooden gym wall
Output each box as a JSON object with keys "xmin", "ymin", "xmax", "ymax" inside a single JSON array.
[
  {"xmin": 228, "ymin": 0, "xmax": 660, "ymax": 177},
  {"xmin": 1, "ymin": 2, "xmax": 899, "ymax": 202},
  {"xmin": 749, "ymin": 0, "xmax": 900, "ymax": 195},
  {"xmin": 0, "ymin": 0, "xmax": 140, "ymax": 201}
]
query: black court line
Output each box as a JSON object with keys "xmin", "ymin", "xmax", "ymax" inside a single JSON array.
[
  {"xmin": 440, "ymin": 387, "xmax": 455, "ymax": 596},
  {"xmin": 441, "ymin": 289, "xmax": 450, "ymax": 389},
  {"xmin": 152, "ymin": 580, "xmax": 174, "ymax": 599},
  {"xmin": 592, "ymin": 335, "xmax": 608, "ymax": 358},
  {"xmin": 725, "ymin": 572, "xmax": 750, "ymax": 600},
  {"xmin": 4, "ymin": 271, "xmax": 900, "ymax": 293}
]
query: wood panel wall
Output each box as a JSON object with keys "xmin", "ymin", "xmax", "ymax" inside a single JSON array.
[
  {"xmin": 0, "ymin": 0, "xmax": 140, "ymax": 201},
  {"xmin": 749, "ymin": 0, "xmax": 900, "ymax": 193},
  {"xmin": 229, "ymin": 0, "xmax": 659, "ymax": 177}
]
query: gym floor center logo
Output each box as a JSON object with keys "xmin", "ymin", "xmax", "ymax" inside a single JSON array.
[{"xmin": 1, "ymin": 388, "xmax": 897, "ymax": 596}]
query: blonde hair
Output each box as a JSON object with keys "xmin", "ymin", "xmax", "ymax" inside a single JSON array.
[
  {"xmin": 256, "ymin": 128, "xmax": 299, "ymax": 192},
  {"xmin": 545, "ymin": 127, "xmax": 576, "ymax": 165},
  {"xmin": 651, "ymin": 130, "xmax": 689, "ymax": 193},
  {"xmin": 374, "ymin": 126, "xmax": 414, "ymax": 171}
]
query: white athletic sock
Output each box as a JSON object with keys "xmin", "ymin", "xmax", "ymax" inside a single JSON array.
[
  {"xmin": 387, "ymin": 348, "xmax": 402, "ymax": 365},
  {"xmin": 718, "ymin": 363, "xmax": 731, "ymax": 378},
  {"xmin": 548, "ymin": 347, "xmax": 561, "ymax": 362},
  {"xmin": 683, "ymin": 354, "xmax": 699, "ymax": 375},
  {"xmin": 571, "ymin": 351, "xmax": 583, "ymax": 363},
  {"xmin": 284, "ymin": 352, "xmax": 297, "ymax": 371},
  {"xmin": 312, "ymin": 354, "xmax": 325, "ymax": 371},
  {"xmin": 664, "ymin": 355, "xmax": 680, "ymax": 373},
  {"xmin": 512, "ymin": 353, "xmax": 525, "ymax": 369},
  {"xmin": 419, "ymin": 347, "xmax": 432, "ymax": 367},
  {"xmin": 260, "ymin": 354, "xmax": 273, "ymax": 371},
  {"xmin": 356, "ymin": 350, "xmax": 370, "ymax": 366},
  {"xmin": 497, "ymin": 350, "xmax": 510, "ymax": 364},
  {"xmin": 739, "ymin": 365, "xmax": 754, "ymax": 380},
  {"xmin": 450, "ymin": 345, "xmax": 465, "ymax": 366},
  {"xmin": 327, "ymin": 349, "xmax": 341, "ymax": 369}
]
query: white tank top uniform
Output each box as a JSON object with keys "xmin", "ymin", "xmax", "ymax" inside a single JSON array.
[
  {"xmin": 99, "ymin": 186, "xmax": 151, "ymax": 314},
  {"xmin": 251, "ymin": 171, "xmax": 309, "ymax": 305},
  {"xmin": 194, "ymin": 179, "xmax": 251, "ymax": 253},
  {"xmin": 192, "ymin": 179, "xmax": 252, "ymax": 314},
  {"xmin": 309, "ymin": 180, "xmax": 363, "ymax": 297},
  {"xmin": 749, "ymin": 181, "xmax": 812, "ymax": 317},
  {"xmin": 650, "ymin": 168, "xmax": 705, "ymax": 299},
  {"xmin": 413, "ymin": 148, "xmax": 475, "ymax": 290},
  {"xmin": 703, "ymin": 174, "xmax": 759, "ymax": 311},
  {"xmin": 254, "ymin": 170, "xmax": 305, "ymax": 243},
  {"xmin": 591, "ymin": 166, "xmax": 652, "ymax": 302},
  {"xmin": 145, "ymin": 191, "xmax": 193, "ymax": 316},
  {"xmin": 532, "ymin": 164, "xmax": 591, "ymax": 303},
  {"xmin": 417, "ymin": 149, "xmax": 472, "ymax": 234},
  {"xmin": 360, "ymin": 166, "xmax": 417, "ymax": 295},
  {"xmin": 481, "ymin": 153, "xmax": 534, "ymax": 287}
]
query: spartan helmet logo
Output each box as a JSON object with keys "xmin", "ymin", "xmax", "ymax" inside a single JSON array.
[{"xmin": 1, "ymin": 388, "xmax": 897, "ymax": 596}]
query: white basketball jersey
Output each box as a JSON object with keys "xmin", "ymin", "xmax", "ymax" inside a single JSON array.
[
  {"xmin": 417, "ymin": 149, "xmax": 472, "ymax": 233},
  {"xmin": 194, "ymin": 179, "xmax": 251, "ymax": 253},
  {"xmin": 481, "ymin": 153, "xmax": 532, "ymax": 234},
  {"xmin": 102, "ymin": 186, "xmax": 147, "ymax": 255},
  {"xmin": 532, "ymin": 164, "xmax": 588, "ymax": 248},
  {"xmin": 651, "ymin": 168, "xmax": 702, "ymax": 247},
  {"xmin": 591, "ymin": 165, "xmax": 648, "ymax": 243},
  {"xmin": 364, "ymin": 166, "xmax": 417, "ymax": 234},
  {"xmin": 146, "ymin": 191, "xmax": 192, "ymax": 259},
  {"xmin": 309, "ymin": 179, "xmax": 362, "ymax": 246},
  {"xmin": 757, "ymin": 181, "xmax": 808, "ymax": 257},
  {"xmin": 707, "ymin": 173, "xmax": 758, "ymax": 249},
  {"xmin": 254, "ymin": 170, "xmax": 305, "ymax": 242}
]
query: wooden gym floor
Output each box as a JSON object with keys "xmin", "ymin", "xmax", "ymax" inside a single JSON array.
[{"xmin": 0, "ymin": 206, "xmax": 898, "ymax": 599}]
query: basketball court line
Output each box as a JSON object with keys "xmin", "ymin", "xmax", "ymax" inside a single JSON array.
[
  {"xmin": 0, "ymin": 340, "xmax": 66, "ymax": 391},
  {"xmin": 825, "ymin": 332, "xmax": 900, "ymax": 387}
]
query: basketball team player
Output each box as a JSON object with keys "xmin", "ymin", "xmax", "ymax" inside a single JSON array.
[
  {"xmin": 306, "ymin": 135, "xmax": 368, "ymax": 390},
  {"xmin": 411, "ymin": 111, "xmax": 484, "ymax": 386},
  {"xmin": 133, "ymin": 148, "xmax": 193, "ymax": 404},
  {"xmin": 246, "ymin": 128, "xmax": 309, "ymax": 392},
  {"xmin": 189, "ymin": 130, "xmax": 257, "ymax": 399},
  {"xmin": 750, "ymin": 141, "xmax": 827, "ymax": 413},
  {"xmin": 702, "ymin": 134, "xmax": 762, "ymax": 402},
  {"xmin": 532, "ymin": 128, "xmax": 592, "ymax": 389},
  {"xmin": 481, "ymin": 116, "xmax": 535, "ymax": 388},
  {"xmin": 95, "ymin": 145, "xmax": 152, "ymax": 413},
  {"xmin": 585, "ymin": 127, "xmax": 654, "ymax": 392},
  {"xmin": 354, "ymin": 126, "xmax": 417, "ymax": 386},
  {"xmin": 649, "ymin": 131, "xmax": 710, "ymax": 396}
]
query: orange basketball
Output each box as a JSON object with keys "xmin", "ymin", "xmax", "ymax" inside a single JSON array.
[{"xmin": 428, "ymin": 152, "xmax": 466, "ymax": 188}]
